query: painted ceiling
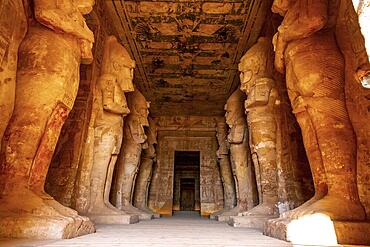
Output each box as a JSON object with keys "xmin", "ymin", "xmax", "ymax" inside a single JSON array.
[{"xmin": 105, "ymin": 0, "xmax": 271, "ymax": 116}]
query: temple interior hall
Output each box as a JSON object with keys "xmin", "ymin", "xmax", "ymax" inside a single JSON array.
[{"xmin": 0, "ymin": 0, "xmax": 369, "ymax": 246}]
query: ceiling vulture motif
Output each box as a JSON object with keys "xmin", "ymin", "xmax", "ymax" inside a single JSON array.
[{"xmin": 105, "ymin": 0, "xmax": 272, "ymax": 115}]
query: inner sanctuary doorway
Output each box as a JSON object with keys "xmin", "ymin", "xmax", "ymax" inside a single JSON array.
[
  {"xmin": 148, "ymin": 116, "xmax": 224, "ymax": 216},
  {"xmin": 173, "ymin": 151, "xmax": 201, "ymax": 213}
]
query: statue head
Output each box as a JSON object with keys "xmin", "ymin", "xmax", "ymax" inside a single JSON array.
[
  {"xmin": 224, "ymin": 89, "xmax": 247, "ymax": 127},
  {"xmin": 215, "ymin": 117, "xmax": 229, "ymax": 157},
  {"xmin": 73, "ymin": 0, "xmax": 95, "ymax": 15},
  {"xmin": 272, "ymin": 0, "xmax": 294, "ymax": 16},
  {"xmin": 102, "ymin": 36, "xmax": 135, "ymax": 93},
  {"xmin": 239, "ymin": 37, "xmax": 272, "ymax": 95},
  {"xmin": 225, "ymin": 89, "xmax": 247, "ymax": 144},
  {"xmin": 126, "ymin": 90, "xmax": 150, "ymax": 144}
]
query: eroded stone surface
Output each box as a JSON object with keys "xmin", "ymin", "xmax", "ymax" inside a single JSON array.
[{"xmin": 0, "ymin": 0, "xmax": 95, "ymax": 239}]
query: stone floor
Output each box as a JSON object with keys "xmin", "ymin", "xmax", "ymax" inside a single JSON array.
[{"xmin": 0, "ymin": 212, "xmax": 368, "ymax": 247}]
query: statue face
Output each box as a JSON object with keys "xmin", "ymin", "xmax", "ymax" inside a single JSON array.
[
  {"xmin": 114, "ymin": 62, "xmax": 135, "ymax": 92},
  {"xmin": 272, "ymin": 0, "xmax": 293, "ymax": 16},
  {"xmin": 73, "ymin": 0, "xmax": 95, "ymax": 15},
  {"xmin": 107, "ymin": 39, "xmax": 135, "ymax": 92},
  {"xmin": 224, "ymin": 103, "xmax": 235, "ymax": 127}
]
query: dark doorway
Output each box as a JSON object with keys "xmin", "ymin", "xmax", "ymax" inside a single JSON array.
[{"xmin": 173, "ymin": 151, "xmax": 200, "ymax": 212}]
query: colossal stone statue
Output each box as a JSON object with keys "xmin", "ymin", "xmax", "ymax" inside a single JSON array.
[
  {"xmin": 210, "ymin": 117, "xmax": 236, "ymax": 219},
  {"xmin": 0, "ymin": 0, "xmax": 27, "ymax": 144},
  {"xmin": 86, "ymin": 36, "xmax": 139, "ymax": 224},
  {"xmin": 133, "ymin": 117, "xmax": 160, "ymax": 218},
  {"xmin": 0, "ymin": 0, "xmax": 95, "ymax": 239},
  {"xmin": 111, "ymin": 90, "xmax": 153, "ymax": 220},
  {"xmin": 216, "ymin": 89, "xmax": 257, "ymax": 222},
  {"xmin": 265, "ymin": 0, "xmax": 368, "ymax": 245},
  {"xmin": 239, "ymin": 37, "xmax": 279, "ymax": 216},
  {"xmin": 229, "ymin": 37, "xmax": 279, "ymax": 229},
  {"xmin": 271, "ymin": 0, "xmax": 365, "ymax": 221}
]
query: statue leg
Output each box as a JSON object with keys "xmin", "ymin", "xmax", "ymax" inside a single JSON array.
[
  {"xmin": 133, "ymin": 157, "xmax": 154, "ymax": 211},
  {"xmin": 242, "ymin": 116, "xmax": 278, "ymax": 216},
  {"xmin": 280, "ymin": 56, "xmax": 328, "ymax": 219},
  {"xmin": 285, "ymin": 42, "xmax": 365, "ymax": 220},
  {"xmin": 88, "ymin": 123, "xmax": 126, "ymax": 215}
]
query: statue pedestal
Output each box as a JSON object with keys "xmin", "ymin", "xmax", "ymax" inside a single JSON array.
[
  {"xmin": 264, "ymin": 216, "xmax": 370, "ymax": 245},
  {"xmin": 87, "ymin": 214, "xmax": 139, "ymax": 225},
  {"xmin": 0, "ymin": 215, "xmax": 95, "ymax": 239},
  {"xmin": 229, "ymin": 215, "xmax": 277, "ymax": 230}
]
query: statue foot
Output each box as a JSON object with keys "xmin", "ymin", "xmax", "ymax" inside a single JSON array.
[
  {"xmin": 218, "ymin": 204, "xmax": 249, "ymax": 217},
  {"xmin": 239, "ymin": 202, "xmax": 278, "ymax": 216},
  {"xmin": 281, "ymin": 193, "xmax": 323, "ymax": 219},
  {"xmin": 121, "ymin": 204, "xmax": 153, "ymax": 220},
  {"xmin": 0, "ymin": 185, "xmax": 95, "ymax": 238},
  {"xmin": 293, "ymin": 195, "xmax": 366, "ymax": 221},
  {"xmin": 88, "ymin": 202, "xmax": 129, "ymax": 216}
]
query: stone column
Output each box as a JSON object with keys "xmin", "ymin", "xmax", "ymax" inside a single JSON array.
[
  {"xmin": 111, "ymin": 89, "xmax": 154, "ymax": 220},
  {"xmin": 133, "ymin": 117, "xmax": 160, "ymax": 218},
  {"xmin": 85, "ymin": 36, "xmax": 138, "ymax": 224},
  {"xmin": 216, "ymin": 89, "xmax": 258, "ymax": 222},
  {"xmin": 265, "ymin": 0, "xmax": 368, "ymax": 245},
  {"xmin": 0, "ymin": 0, "xmax": 95, "ymax": 239}
]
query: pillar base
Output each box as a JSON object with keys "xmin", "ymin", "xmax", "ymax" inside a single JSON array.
[
  {"xmin": 229, "ymin": 215, "xmax": 277, "ymax": 230},
  {"xmin": 0, "ymin": 215, "xmax": 95, "ymax": 239},
  {"xmin": 87, "ymin": 213, "xmax": 139, "ymax": 224},
  {"xmin": 264, "ymin": 216, "xmax": 370, "ymax": 245}
]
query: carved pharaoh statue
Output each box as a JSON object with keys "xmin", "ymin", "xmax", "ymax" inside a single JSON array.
[
  {"xmin": 86, "ymin": 36, "xmax": 138, "ymax": 224},
  {"xmin": 0, "ymin": 0, "xmax": 27, "ymax": 144},
  {"xmin": 210, "ymin": 117, "xmax": 236, "ymax": 219},
  {"xmin": 216, "ymin": 89, "xmax": 258, "ymax": 222},
  {"xmin": 238, "ymin": 37, "xmax": 279, "ymax": 218},
  {"xmin": 133, "ymin": 117, "xmax": 160, "ymax": 218},
  {"xmin": 0, "ymin": 0, "xmax": 96, "ymax": 239},
  {"xmin": 270, "ymin": 0, "xmax": 365, "ymax": 221},
  {"xmin": 111, "ymin": 90, "xmax": 153, "ymax": 220}
]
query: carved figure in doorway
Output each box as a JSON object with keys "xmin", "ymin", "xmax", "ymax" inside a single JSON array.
[
  {"xmin": 216, "ymin": 89, "xmax": 258, "ymax": 221},
  {"xmin": 0, "ymin": 0, "xmax": 95, "ymax": 239},
  {"xmin": 112, "ymin": 89, "xmax": 153, "ymax": 220},
  {"xmin": 271, "ymin": 0, "xmax": 365, "ymax": 221},
  {"xmin": 133, "ymin": 117, "xmax": 160, "ymax": 218},
  {"xmin": 238, "ymin": 37, "xmax": 279, "ymax": 217},
  {"xmin": 86, "ymin": 36, "xmax": 138, "ymax": 224}
]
